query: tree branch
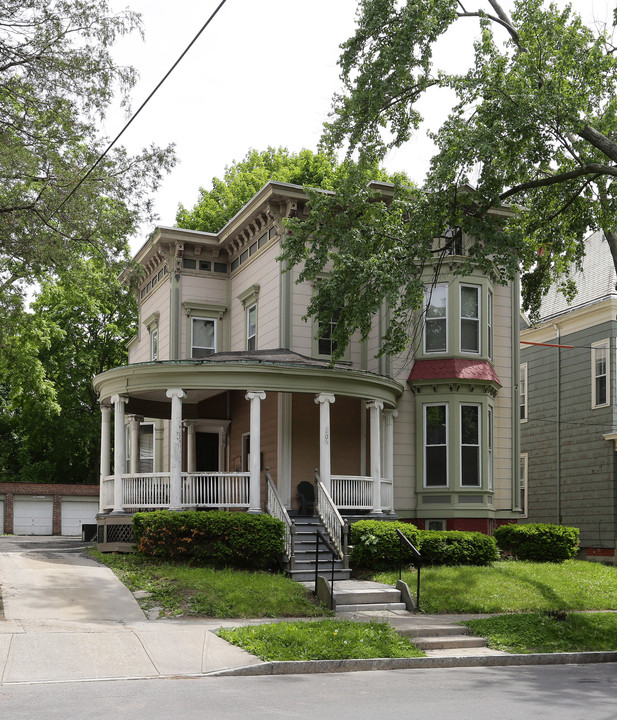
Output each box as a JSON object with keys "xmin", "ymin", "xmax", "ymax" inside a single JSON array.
[{"xmin": 498, "ymin": 165, "xmax": 614, "ymax": 201}]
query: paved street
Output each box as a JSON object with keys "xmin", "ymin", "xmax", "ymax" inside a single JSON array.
[{"xmin": 1, "ymin": 664, "xmax": 617, "ymax": 720}]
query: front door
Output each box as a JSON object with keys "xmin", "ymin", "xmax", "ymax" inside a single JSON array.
[{"xmin": 196, "ymin": 432, "xmax": 219, "ymax": 471}]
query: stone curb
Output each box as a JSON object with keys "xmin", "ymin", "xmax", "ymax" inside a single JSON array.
[{"xmin": 208, "ymin": 650, "xmax": 617, "ymax": 677}]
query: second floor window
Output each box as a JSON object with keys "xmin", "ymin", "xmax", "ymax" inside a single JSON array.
[
  {"xmin": 424, "ymin": 284, "xmax": 448, "ymax": 353},
  {"xmin": 520, "ymin": 363, "xmax": 528, "ymax": 421},
  {"xmin": 191, "ymin": 317, "xmax": 216, "ymax": 358},
  {"xmin": 317, "ymin": 308, "xmax": 341, "ymax": 357},
  {"xmin": 460, "ymin": 284, "xmax": 480, "ymax": 353},
  {"xmin": 151, "ymin": 329, "xmax": 159, "ymax": 361},
  {"xmin": 592, "ymin": 340, "xmax": 609, "ymax": 408},
  {"xmin": 247, "ymin": 304, "xmax": 257, "ymax": 351}
]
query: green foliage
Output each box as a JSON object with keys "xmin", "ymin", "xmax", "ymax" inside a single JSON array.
[
  {"xmin": 494, "ymin": 523, "xmax": 580, "ymax": 562},
  {"xmin": 91, "ymin": 551, "xmax": 326, "ymax": 618},
  {"xmin": 175, "ymin": 146, "xmax": 399, "ymax": 233},
  {"xmin": 0, "ymin": 256, "xmax": 137, "ymax": 483},
  {"xmin": 218, "ymin": 619, "xmax": 425, "ymax": 661},
  {"xmin": 281, "ymin": 0, "xmax": 617, "ymax": 356},
  {"xmin": 0, "ymin": 0, "xmax": 175, "ymax": 325},
  {"xmin": 463, "ymin": 612, "xmax": 617, "ymax": 654},
  {"xmin": 133, "ymin": 510, "xmax": 286, "ymax": 570},
  {"xmin": 349, "ymin": 519, "xmax": 420, "ymax": 570},
  {"xmin": 374, "ymin": 560, "xmax": 617, "ymax": 614},
  {"xmin": 418, "ymin": 530, "xmax": 498, "ymax": 566}
]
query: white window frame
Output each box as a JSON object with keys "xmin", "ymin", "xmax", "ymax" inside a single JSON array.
[
  {"xmin": 460, "ymin": 284, "xmax": 480, "ymax": 354},
  {"xmin": 487, "ymin": 290, "xmax": 493, "ymax": 361},
  {"xmin": 150, "ymin": 328, "xmax": 159, "ymax": 361},
  {"xmin": 460, "ymin": 403, "xmax": 481, "ymax": 487},
  {"xmin": 246, "ymin": 303, "xmax": 257, "ymax": 351},
  {"xmin": 519, "ymin": 363, "xmax": 528, "ymax": 422},
  {"xmin": 139, "ymin": 422, "xmax": 155, "ymax": 473},
  {"xmin": 191, "ymin": 316, "xmax": 217, "ymax": 358},
  {"xmin": 424, "ymin": 284, "xmax": 448, "ymax": 354},
  {"xmin": 424, "ymin": 403, "xmax": 449, "ymax": 488},
  {"xmin": 519, "ymin": 452, "xmax": 528, "ymax": 516},
  {"xmin": 591, "ymin": 339, "xmax": 610, "ymax": 409},
  {"xmin": 488, "ymin": 406, "xmax": 494, "ymax": 491}
]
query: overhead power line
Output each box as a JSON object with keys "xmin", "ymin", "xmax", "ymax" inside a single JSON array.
[{"xmin": 48, "ymin": 0, "xmax": 229, "ymax": 222}]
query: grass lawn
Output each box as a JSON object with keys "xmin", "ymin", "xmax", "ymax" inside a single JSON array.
[
  {"xmin": 372, "ymin": 560, "xmax": 617, "ymax": 614},
  {"xmin": 90, "ymin": 551, "xmax": 330, "ymax": 618},
  {"xmin": 462, "ymin": 612, "xmax": 617, "ymax": 654},
  {"xmin": 218, "ymin": 619, "xmax": 425, "ymax": 661}
]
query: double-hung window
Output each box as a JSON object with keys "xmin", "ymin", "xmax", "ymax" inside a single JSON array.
[
  {"xmin": 460, "ymin": 284, "xmax": 480, "ymax": 353},
  {"xmin": 424, "ymin": 404, "xmax": 448, "ymax": 487},
  {"xmin": 461, "ymin": 404, "xmax": 481, "ymax": 486},
  {"xmin": 592, "ymin": 340, "xmax": 610, "ymax": 408},
  {"xmin": 519, "ymin": 363, "xmax": 528, "ymax": 421},
  {"xmin": 424, "ymin": 285, "xmax": 448, "ymax": 353},
  {"xmin": 191, "ymin": 317, "xmax": 216, "ymax": 358},
  {"xmin": 317, "ymin": 308, "xmax": 341, "ymax": 357},
  {"xmin": 150, "ymin": 328, "xmax": 159, "ymax": 361},
  {"xmin": 246, "ymin": 303, "xmax": 257, "ymax": 351}
]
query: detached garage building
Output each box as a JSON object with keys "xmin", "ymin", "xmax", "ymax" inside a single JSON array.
[{"xmin": 0, "ymin": 483, "xmax": 99, "ymax": 536}]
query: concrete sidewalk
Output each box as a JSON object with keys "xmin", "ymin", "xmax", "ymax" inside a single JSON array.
[{"xmin": 1, "ymin": 537, "xmax": 616, "ymax": 683}]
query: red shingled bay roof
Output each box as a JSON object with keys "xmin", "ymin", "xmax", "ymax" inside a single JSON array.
[{"xmin": 408, "ymin": 359, "xmax": 501, "ymax": 386}]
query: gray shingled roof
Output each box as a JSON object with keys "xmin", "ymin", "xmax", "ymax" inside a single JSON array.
[{"xmin": 538, "ymin": 230, "xmax": 617, "ymax": 322}]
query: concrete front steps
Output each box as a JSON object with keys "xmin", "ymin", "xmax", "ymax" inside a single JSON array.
[
  {"xmin": 333, "ymin": 580, "xmax": 408, "ymax": 613},
  {"xmin": 397, "ymin": 624, "xmax": 489, "ymax": 652}
]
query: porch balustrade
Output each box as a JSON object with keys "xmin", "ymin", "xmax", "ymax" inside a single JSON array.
[
  {"xmin": 101, "ymin": 472, "xmax": 251, "ymax": 511},
  {"xmin": 331, "ymin": 475, "xmax": 393, "ymax": 513}
]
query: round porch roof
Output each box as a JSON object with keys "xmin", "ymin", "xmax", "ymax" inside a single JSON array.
[{"xmin": 93, "ymin": 349, "xmax": 404, "ymax": 409}]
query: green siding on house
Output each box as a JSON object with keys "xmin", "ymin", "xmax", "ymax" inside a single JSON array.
[{"xmin": 521, "ymin": 321, "xmax": 617, "ymax": 549}]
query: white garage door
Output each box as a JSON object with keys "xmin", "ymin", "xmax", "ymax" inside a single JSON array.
[
  {"xmin": 13, "ymin": 496, "xmax": 54, "ymax": 535},
  {"xmin": 61, "ymin": 498, "xmax": 99, "ymax": 536}
]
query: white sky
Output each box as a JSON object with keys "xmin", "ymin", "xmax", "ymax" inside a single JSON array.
[{"xmin": 106, "ymin": 0, "xmax": 615, "ymax": 252}]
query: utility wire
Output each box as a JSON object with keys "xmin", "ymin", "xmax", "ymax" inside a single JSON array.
[{"xmin": 47, "ymin": 0, "xmax": 229, "ymax": 223}]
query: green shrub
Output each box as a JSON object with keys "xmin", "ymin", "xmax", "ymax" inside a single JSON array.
[
  {"xmin": 133, "ymin": 510, "xmax": 285, "ymax": 570},
  {"xmin": 418, "ymin": 530, "xmax": 498, "ymax": 566},
  {"xmin": 494, "ymin": 523, "xmax": 579, "ymax": 562},
  {"xmin": 349, "ymin": 520, "xmax": 420, "ymax": 570}
]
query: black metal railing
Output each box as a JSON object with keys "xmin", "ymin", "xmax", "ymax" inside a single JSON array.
[
  {"xmin": 314, "ymin": 528, "xmax": 339, "ymax": 609},
  {"xmin": 396, "ymin": 529, "xmax": 422, "ymax": 612}
]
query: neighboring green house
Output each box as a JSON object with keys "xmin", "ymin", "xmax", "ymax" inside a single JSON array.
[
  {"xmin": 93, "ymin": 180, "xmax": 521, "ymax": 558},
  {"xmin": 520, "ymin": 230, "xmax": 617, "ymax": 564}
]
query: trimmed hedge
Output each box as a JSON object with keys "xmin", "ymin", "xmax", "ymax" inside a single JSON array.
[
  {"xmin": 349, "ymin": 520, "xmax": 421, "ymax": 571},
  {"xmin": 494, "ymin": 523, "xmax": 579, "ymax": 562},
  {"xmin": 418, "ymin": 530, "xmax": 498, "ymax": 566},
  {"xmin": 133, "ymin": 510, "xmax": 285, "ymax": 570}
]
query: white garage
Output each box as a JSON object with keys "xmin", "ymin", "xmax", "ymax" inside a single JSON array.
[
  {"xmin": 13, "ymin": 496, "xmax": 54, "ymax": 535},
  {"xmin": 61, "ymin": 497, "xmax": 100, "ymax": 536}
]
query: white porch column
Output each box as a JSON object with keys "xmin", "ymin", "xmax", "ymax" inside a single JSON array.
[
  {"xmin": 166, "ymin": 388, "xmax": 186, "ymax": 511},
  {"xmin": 110, "ymin": 394, "xmax": 128, "ymax": 514},
  {"xmin": 128, "ymin": 415, "xmax": 143, "ymax": 474},
  {"xmin": 315, "ymin": 393, "xmax": 335, "ymax": 493},
  {"xmin": 246, "ymin": 391, "xmax": 266, "ymax": 512},
  {"xmin": 99, "ymin": 404, "xmax": 112, "ymax": 512},
  {"xmin": 383, "ymin": 409, "xmax": 398, "ymax": 514},
  {"xmin": 185, "ymin": 421, "xmax": 197, "ymax": 474},
  {"xmin": 367, "ymin": 400, "xmax": 384, "ymax": 514}
]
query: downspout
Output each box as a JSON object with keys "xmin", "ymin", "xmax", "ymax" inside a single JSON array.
[
  {"xmin": 512, "ymin": 275, "xmax": 520, "ymax": 513},
  {"xmin": 554, "ymin": 323, "xmax": 561, "ymax": 524}
]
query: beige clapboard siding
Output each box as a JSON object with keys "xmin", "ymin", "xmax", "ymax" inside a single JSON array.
[
  {"xmin": 392, "ymin": 391, "xmax": 416, "ymax": 513},
  {"xmin": 131, "ymin": 280, "xmax": 171, "ymax": 363},
  {"xmin": 180, "ymin": 274, "xmax": 229, "ymax": 357},
  {"xmin": 289, "ymin": 264, "xmax": 314, "ymax": 357},
  {"xmin": 492, "ymin": 282, "xmax": 514, "ymax": 510},
  {"xmin": 230, "ymin": 243, "xmax": 280, "ymax": 351}
]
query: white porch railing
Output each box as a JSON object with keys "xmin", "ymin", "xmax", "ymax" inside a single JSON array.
[
  {"xmin": 315, "ymin": 470, "xmax": 348, "ymax": 565},
  {"xmin": 331, "ymin": 475, "xmax": 373, "ymax": 510},
  {"xmin": 265, "ymin": 468, "xmax": 295, "ymax": 567},
  {"xmin": 380, "ymin": 478, "xmax": 393, "ymax": 513},
  {"xmin": 101, "ymin": 472, "xmax": 250, "ymax": 511}
]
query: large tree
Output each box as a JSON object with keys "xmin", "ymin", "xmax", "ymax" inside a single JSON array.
[
  {"xmin": 0, "ymin": 0, "xmax": 175, "ymax": 325},
  {"xmin": 0, "ymin": 257, "xmax": 137, "ymax": 484},
  {"xmin": 280, "ymin": 0, "xmax": 617, "ymax": 357},
  {"xmin": 176, "ymin": 146, "xmax": 403, "ymax": 231}
]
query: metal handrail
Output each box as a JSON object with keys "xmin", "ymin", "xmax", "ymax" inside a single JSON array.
[
  {"xmin": 314, "ymin": 529, "xmax": 338, "ymax": 609},
  {"xmin": 314, "ymin": 469, "xmax": 349, "ymax": 567},
  {"xmin": 396, "ymin": 528, "xmax": 422, "ymax": 612},
  {"xmin": 265, "ymin": 468, "xmax": 295, "ymax": 570}
]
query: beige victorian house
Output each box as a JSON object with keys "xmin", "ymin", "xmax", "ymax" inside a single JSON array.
[{"xmin": 93, "ymin": 181, "xmax": 521, "ymax": 561}]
